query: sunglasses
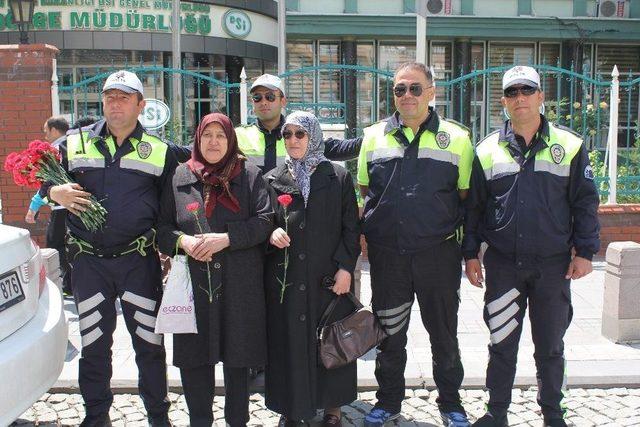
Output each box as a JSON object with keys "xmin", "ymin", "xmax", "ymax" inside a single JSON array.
[
  {"xmin": 393, "ymin": 83, "xmax": 431, "ymax": 97},
  {"xmin": 282, "ymin": 130, "xmax": 307, "ymax": 140},
  {"xmin": 251, "ymin": 92, "xmax": 280, "ymax": 102},
  {"xmin": 504, "ymin": 85, "xmax": 538, "ymax": 98}
]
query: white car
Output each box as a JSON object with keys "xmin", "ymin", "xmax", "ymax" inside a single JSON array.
[{"xmin": 0, "ymin": 224, "xmax": 68, "ymax": 425}]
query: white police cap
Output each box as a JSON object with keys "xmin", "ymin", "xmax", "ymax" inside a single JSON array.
[
  {"xmin": 250, "ymin": 74, "xmax": 286, "ymax": 96},
  {"xmin": 102, "ymin": 70, "xmax": 144, "ymax": 96},
  {"xmin": 502, "ymin": 66, "xmax": 541, "ymax": 90}
]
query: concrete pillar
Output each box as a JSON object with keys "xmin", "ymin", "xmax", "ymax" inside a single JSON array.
[
  {"xmin": 342, "ymin": 38, "xmax": 357, "ymax": 138},
  {"xmin": 0, "ymin": 44, "xmax": 58, "ymax": 247},
  {"xmin": 602, "ymin": 241, "xmax": 640, "ymax": 343}
]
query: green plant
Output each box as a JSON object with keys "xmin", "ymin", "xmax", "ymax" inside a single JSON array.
[
  {"xmin": 545, "ymin": 98, "xmax": 608, "ymax": 140},
  {"xmin": 589, "ymin": 136, "xmax": 640, "ymax": 203}
]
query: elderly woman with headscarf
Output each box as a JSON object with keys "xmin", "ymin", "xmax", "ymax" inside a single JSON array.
[
  {"xmin": 263, "ymin": 111, "xmax": 361, "ymax": 427},
  {"xmin": 157, "ymin": 112, "xmax": 273, "ymax": 426}
]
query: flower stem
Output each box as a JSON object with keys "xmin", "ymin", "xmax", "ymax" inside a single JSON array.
[
  {"xmin": 278, "ymin": 208, "xmax": 292, "ymax": 303},
  {"xmin": 194, "ymin": 212, "xmax": 214, "ymax": 303}
]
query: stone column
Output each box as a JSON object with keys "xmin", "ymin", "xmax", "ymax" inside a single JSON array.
[
  {"xmin": 0, "ymin": 44, "xmax": 58, "ymax": 247},
  {"xmin": 452, "ymin": 38, "xmax": 472, "ymax": 125},
  {"xmin": 602, "ymin": 241, "xmax": 640, "ymax": 343},
  {"xmin": 226, "ymin": 55, "xmax": 243, "ymax": 125},
  {"xmin": 342, "ymin": 38, "xmax": 358, "ymax": 138}
]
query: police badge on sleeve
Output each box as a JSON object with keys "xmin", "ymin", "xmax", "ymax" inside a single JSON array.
[
  {"xmin": 584, "ymin": 164, "xmax": 594, "ymax": 180},
  {"xmin": 550, "ymin": 144, "xmax": 565, "ymax": 164},
  {"xmin": 436, "ymin": 131, "xmax": 451, "ymax": 149},
  {"xmin": 137, "ymin": 141, "xmax": 153, "ymax": 159}
]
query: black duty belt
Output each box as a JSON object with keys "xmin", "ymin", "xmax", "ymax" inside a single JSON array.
[{"xmin": 66, "ymin": 229, "xmax": 157, "ymax": 259}]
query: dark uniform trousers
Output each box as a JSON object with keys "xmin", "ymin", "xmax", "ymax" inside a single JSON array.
[
  {"xmin": 73, "ymin": 250, "xmax": 169, "ymax": 418},
  {"xmin": 483, "ymin": 248, "xmax": 573, "ymax": 421},
  {"xmin": 179, "ymin": 365, "xmax": 250, "ymax": 427},
  {"xmin": 369, "ymin": 239, "xmax": 465, "ymax": 415}
]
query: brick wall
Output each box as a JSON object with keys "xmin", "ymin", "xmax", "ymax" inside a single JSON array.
[
  {"xmin": 0, "ymin": 44, "xmax": 58, "ymax": 246},
  {"xmin": 598, "ymin": 204, "xmax": 640, "ymax": 256}
]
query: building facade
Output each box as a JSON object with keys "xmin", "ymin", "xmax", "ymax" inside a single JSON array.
[{"xmin": 0, "ymin": 0, "xmax": 638, "ymax": 142}]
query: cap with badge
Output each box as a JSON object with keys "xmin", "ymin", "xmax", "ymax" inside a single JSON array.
[
  {"xmin": 250, "ymin": 74, "xmax": 286, "ymax": 96},
  {"xmin": 502, "ymin": 66, "xmax": 541, "ymax": 90},
  {"xmin": 102, "ymin": 70, "xmax": 144, "ymax": 96}
]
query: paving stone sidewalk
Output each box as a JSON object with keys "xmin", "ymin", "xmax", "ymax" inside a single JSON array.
[
  {"xmin": 11, "ymin": 387, "xmax": 640, "ymax": 427},
  {"xmin": 54, "ymin": 260, "xmax": 640, "ymax": 390}
]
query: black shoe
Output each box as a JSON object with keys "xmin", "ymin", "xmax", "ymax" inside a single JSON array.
[
  {"xmin": 544, "ymin": 419, "xmax": 567, "ymax": 427},
  {"xmin": 278, "ymin": 415, "xmax": 309, "ymax": 427},
  {"xmin": 148, "ymin": 414, "xmax": 173, "ymax": 427},
  {"xmin": 472, "ymin": 412, "xmax": 508, "ymax": 427},
  {"xmin": 79, "ymin": 414, "xmax": 112, "ymax": 427}
]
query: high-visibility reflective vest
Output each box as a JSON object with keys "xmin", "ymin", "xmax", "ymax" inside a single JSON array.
[
  {"xmin": 235, "ymin": 124, "xmax": 286, "ymax": 169},
  {"xmin": 470, "ymin": 121, "xmax": 600, "ymax": 259},
  {"xmin": 356, "ymin": 112, "xmax": 474, "ymax": 253},
  {"xmin": 67, "ymin": 131, "xmax": 167, "ymax": 177}
]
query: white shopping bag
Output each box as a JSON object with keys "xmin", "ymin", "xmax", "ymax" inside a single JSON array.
[{"xmin": 155, "ymin": 255, "xmax": 198, "ymax": 334}]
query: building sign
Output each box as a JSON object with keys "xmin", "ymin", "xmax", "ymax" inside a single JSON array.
[
  {"xmin": 0, "ymin": 1, "xmax": 277, "ymax": 46},
  {"xmin": 139, "ymin": 98, "xmax": 170, "ymax": 130},
  {"xmin": 222, "ymin": 9, "xmax": 250, "ymax": 38}
]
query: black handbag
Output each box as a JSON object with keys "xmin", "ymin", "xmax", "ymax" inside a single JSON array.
[{"xmin": 317, "ymin": 291, "xmax": 388, "ymax": 369}]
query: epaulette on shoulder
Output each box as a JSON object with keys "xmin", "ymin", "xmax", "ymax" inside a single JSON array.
[
  {"xmin": 551, "ymin": 123, "xmax": 583, "ymax": 140},
  {"xmin": 477, "ymin": 130, "xmax": 500, "ymax": 146},
  {"xmin": 441, "ymin": 117, "xmax": 471, "ymax": 135}
]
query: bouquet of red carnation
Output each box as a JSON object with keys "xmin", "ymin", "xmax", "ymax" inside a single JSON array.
[{"xmin": 3, "ymin": 140, "xmax": 107, "ymax": 232}]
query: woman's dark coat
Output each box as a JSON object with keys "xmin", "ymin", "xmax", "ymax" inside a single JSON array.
[
  {"xmin": 157, "ymin": 162, "xmax": 273, "ymax": 368},
  {"xmin": 263, "ymin": 161, "xmax": 361, "ymax": 420}
]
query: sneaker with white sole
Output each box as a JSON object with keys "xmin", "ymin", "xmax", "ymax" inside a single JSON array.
[
  {"xmin": 363, "ymin": 408, "xmax": 401, "ymax": 426},
  {"xmin": 440, "ymin": 411, "xmax": 471, "ymax": 427}
]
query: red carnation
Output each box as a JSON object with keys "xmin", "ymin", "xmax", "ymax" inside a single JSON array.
[
  {"xmin": 277, "ymin": 194, "xmax": 293, "ymax": 208},
  {"xmin": 186, "ymin": 202, "xmax": 201, "ymax": 213},
  {"xmin": 3, "ymin": 152, "xmax": 19, "ymax": 172}
]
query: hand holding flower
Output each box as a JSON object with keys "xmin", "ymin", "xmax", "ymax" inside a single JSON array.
[
  {"xmin": 49, "ymin": 183, "xmax": 93, "ymax": 216},
  {"xmin": 192, "ymin": 233, "xmax": 230, "ymax": 260},
  {"xmin": 179, "ymin": 235, "xmax": 203, "ymax": 259},
  {"xmin": 269, "ymin": 227, "xmax": 290, "ymax": 249}
]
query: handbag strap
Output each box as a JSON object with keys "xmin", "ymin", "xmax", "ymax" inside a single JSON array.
[{"xmin": 317, "ymin": 291, "xmax": 365, "ymax": 333}]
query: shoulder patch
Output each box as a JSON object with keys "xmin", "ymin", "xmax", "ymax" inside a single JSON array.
[{"xmin": 584, "ymin": 164, "xmax": 594, "ymax": 180}]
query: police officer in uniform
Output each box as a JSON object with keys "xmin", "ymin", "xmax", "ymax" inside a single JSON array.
[
  {"xmin": 235, "ymin": 74, "xmax": 362, "ymax": 172},
  {"xmin": 463, "ymin": 66, "xmax": 600, "ymax": 427},
  {"xmin": 42, "ymin": 71, "xmax": 187, "ymax": 427},
  {"xmin": 357, "ymin": 62, "xmax": 473, "ymax": 427}
]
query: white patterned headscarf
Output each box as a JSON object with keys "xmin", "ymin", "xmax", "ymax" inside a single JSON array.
[{"xmin": 283, "ymin": 111, "xmax": 327, "ymax": 207}]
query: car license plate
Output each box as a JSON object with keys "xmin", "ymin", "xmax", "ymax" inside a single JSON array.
[{"xmin": 0, "ymin": 270, "xmax": 25, "ymax": 313}]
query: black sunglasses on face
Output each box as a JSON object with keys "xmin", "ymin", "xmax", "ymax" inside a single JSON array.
[
  {"xmin": 393, "ymin": 83, "xmax": 431, "ymax": 97},
  {"xmin": 251, "ymin": 92, "xmax": 279, "ymax": 102},
  {"xmin": 282, "ymin": 130, "xmax": 307, "ymax": 140},
  {"xmin": 504, "ymin": 85, "xmax": 538, "ymax": 98}
]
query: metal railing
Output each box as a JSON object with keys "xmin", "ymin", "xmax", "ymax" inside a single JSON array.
[{"xmin": 55, "ymin": 63, "xmax": 639, "ymax": 202}]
